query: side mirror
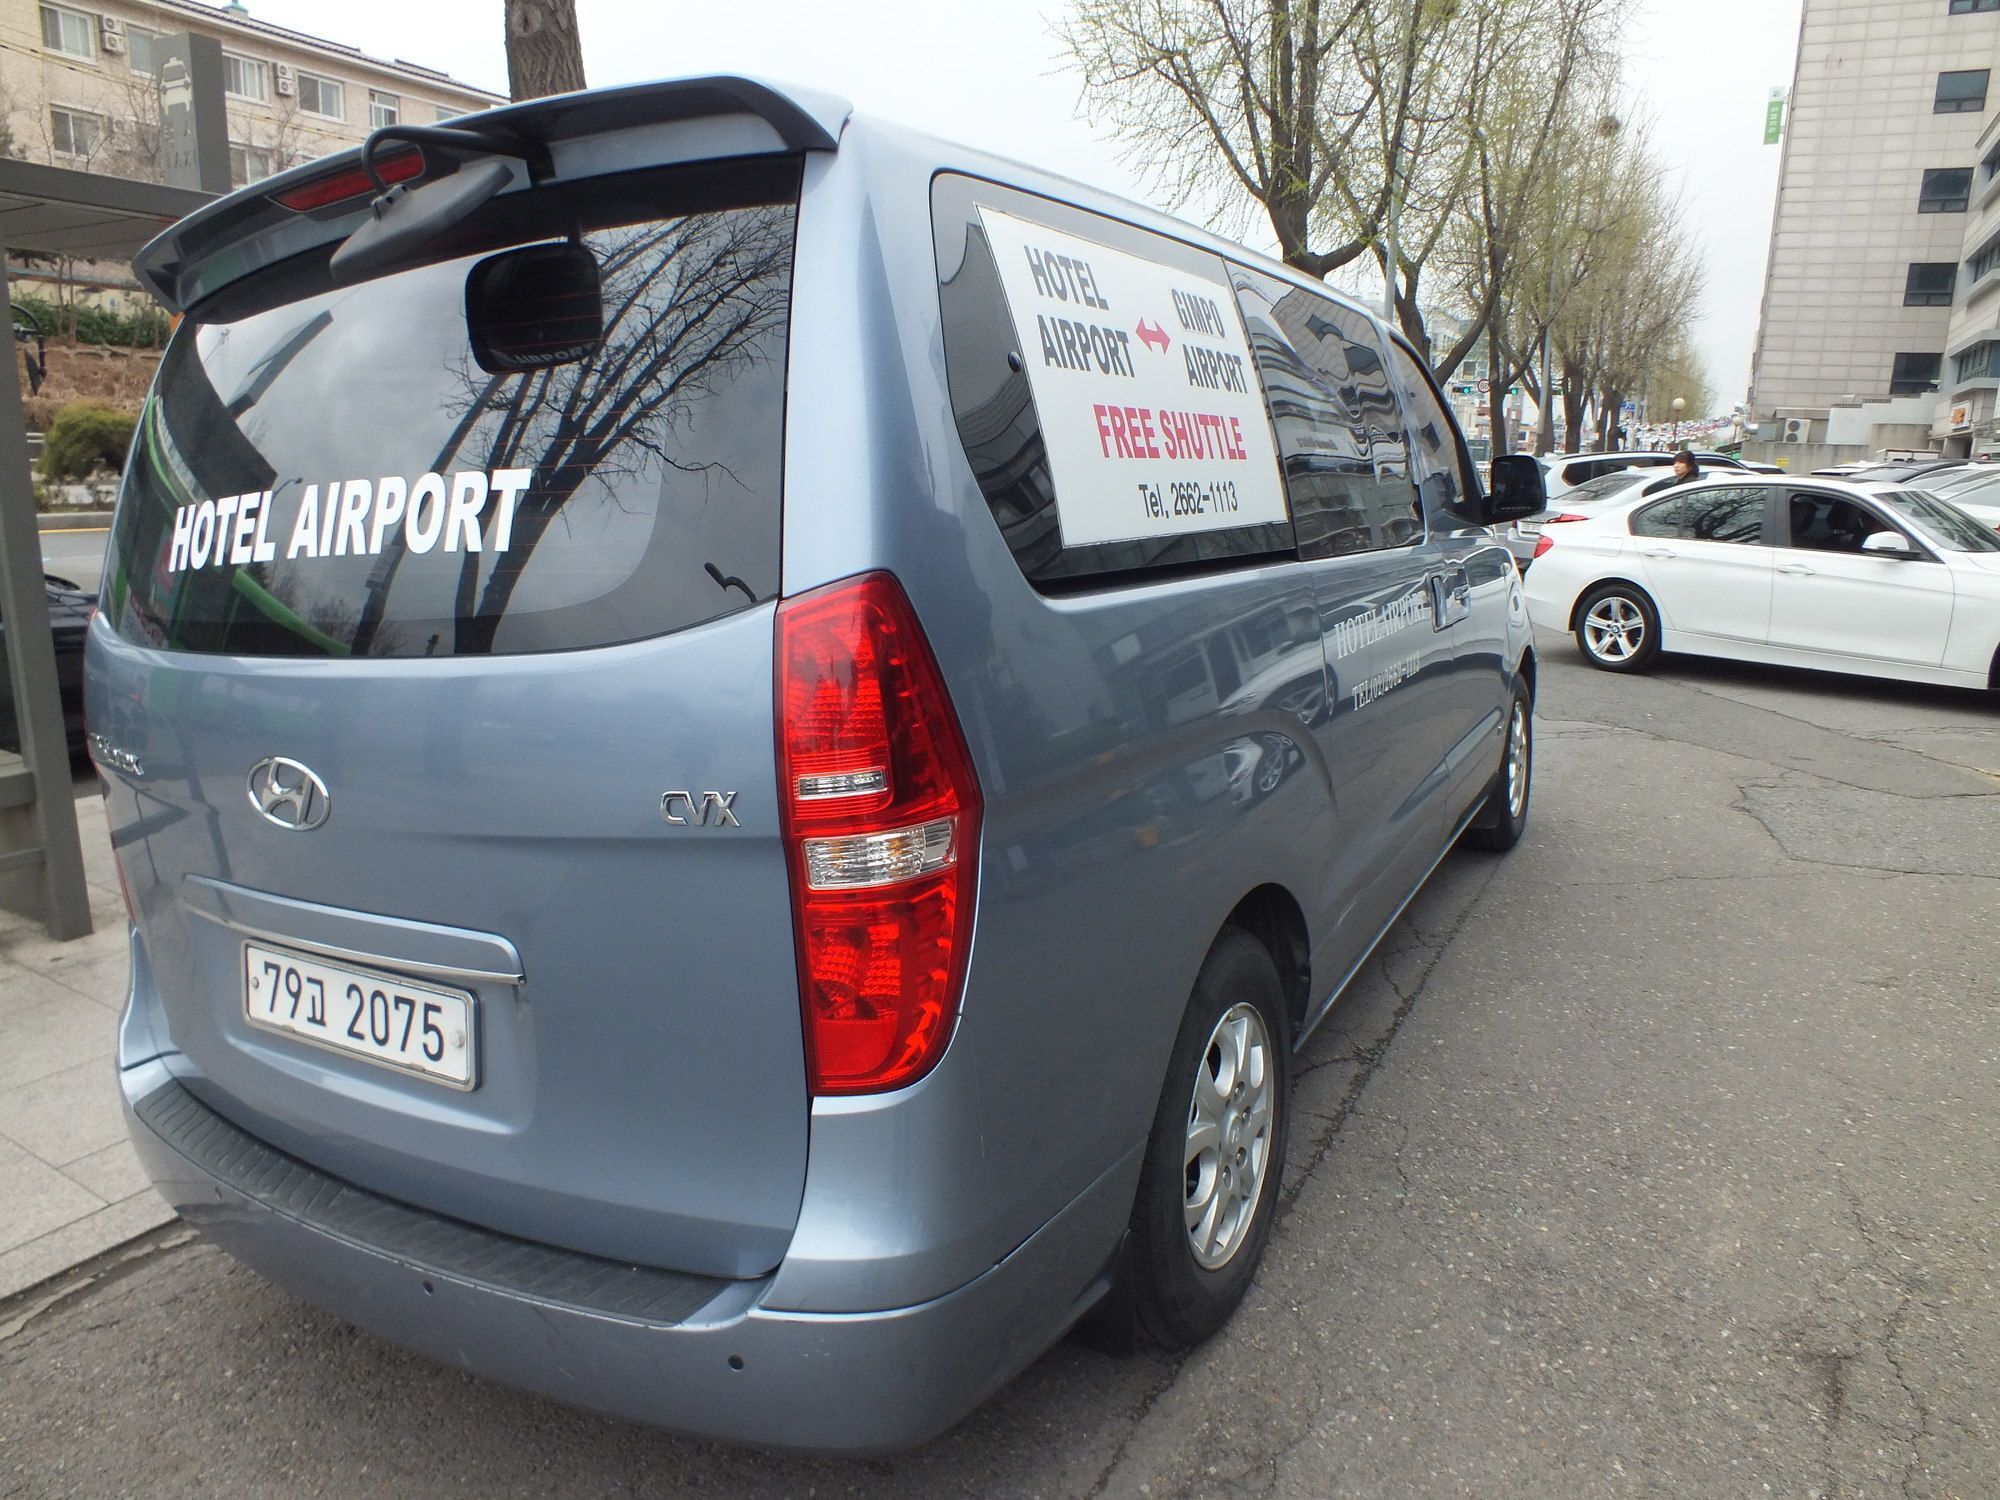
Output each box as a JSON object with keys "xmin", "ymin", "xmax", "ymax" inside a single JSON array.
[
  {"xmin": 1861, "ymin": 530, "xmax": 1920, "ymax": 558},
  {"xmin": 1482, "ymin": 454, "xmax": 1546, "ymax": 524}
]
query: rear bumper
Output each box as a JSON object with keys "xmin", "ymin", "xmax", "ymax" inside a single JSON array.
[{"xmin": 120, "ymin": 1059, "xmax": 1126, "ymax": 1455}]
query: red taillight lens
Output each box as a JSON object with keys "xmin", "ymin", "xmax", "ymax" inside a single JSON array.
[
  {"xmin": 272, "ymin": 146, "xmax": 424, "ymax": 211},
  {"xmin": 1546, "ymin": 512, "xmax": 1589, "ymax": 524},
  {"xmin": 1532, "ymin": 533, "xmax": 1556, "ymax": 559},
  {"xmin": 777, "ymin": 573, "xmax": 982, "ymax": 1095}
]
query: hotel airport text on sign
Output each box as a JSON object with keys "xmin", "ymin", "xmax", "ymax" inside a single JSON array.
[{"xmin": 979, "ymin": 209, "xmax": 1290, "ymax": 549}]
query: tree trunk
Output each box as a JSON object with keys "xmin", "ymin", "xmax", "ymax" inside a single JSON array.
[{"xmin": 505, "ymin": 0, "xmax": 586, "ymax": 101}]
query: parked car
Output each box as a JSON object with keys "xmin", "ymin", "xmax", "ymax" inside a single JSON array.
[
  {"xmin": 1501, "ymin": 466, "xmax": 1662, "ymax": 571},
  {"xmin": 1522, "ymin": 475, "xmax": 2000, "ymax": 688},
  {"xmin": 1809, "ymin": 459, "xmax": 1959, "ymax": 482},
  {"xmin": 1538, "ymin": 448, "xmax": 1750, "ymax": 501},
  {"xmin": 1908, "ymin": 463, "xmax": 1998, "ymax": 498},
  {"xmin": 88, "ymin": 75, "xmax": 1546, "ymax": 1455},
  {"xmin": 0, "ymin": 574, "xmax": 95, "ymax": 755},
  {"xmin": 1901, "ymin": 475, "xmax": 2000, "ymax": 532}
]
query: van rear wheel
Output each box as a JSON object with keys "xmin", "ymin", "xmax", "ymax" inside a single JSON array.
[{"xmin": 1129, "ymin": 929, "xmax": 1291, "ymax": 1348}]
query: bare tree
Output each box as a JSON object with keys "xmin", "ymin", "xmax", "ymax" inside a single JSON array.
[
  {"xmin": 1059, "ymin": 0, "xmax": 1624, "ymax": 373},
  {"xmin": 505, "ymin": 0, "xmax": 587, "ymax": 102}
]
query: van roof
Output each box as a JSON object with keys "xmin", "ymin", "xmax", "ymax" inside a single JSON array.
[{"xmin": 133, "ymin": 72, "xmax": 1398, "ymax": 347}]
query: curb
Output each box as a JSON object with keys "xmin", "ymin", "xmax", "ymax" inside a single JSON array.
[{"xmin": 37, "ymin": 511, "xmax": 115, "ymax": 532}]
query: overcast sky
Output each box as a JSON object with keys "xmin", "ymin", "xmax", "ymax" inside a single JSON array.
[{"xmin": 225, "ymin": 0, "xmax": 1804, "ymax": 414}]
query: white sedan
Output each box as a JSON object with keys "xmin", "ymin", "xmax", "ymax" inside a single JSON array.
[{"xmin": 1521, "ymin": 475, "xmax": 2000, "ymax": 691}]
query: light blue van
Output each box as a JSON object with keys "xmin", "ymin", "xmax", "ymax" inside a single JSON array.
[{"xmin": 87, "ymin": 75, "xmax": 1545, "ymax": 1453}]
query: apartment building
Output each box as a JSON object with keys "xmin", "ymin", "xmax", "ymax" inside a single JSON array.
[
  {"xmin": 1931, "ymin": 107, "xmax": 2000, "ymax": 456},
  {"xmin": 1747, "ymin": 0, "xmax": 2000, "ymax": 463},
  {"xmin": 2, "ymin": 0, "xmax": 503, "ymax": 192}
]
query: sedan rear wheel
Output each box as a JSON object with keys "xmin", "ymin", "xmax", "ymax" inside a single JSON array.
[{"xmin": 1574, "ymin": 583, "xmax": 1662, "ymax": 673}]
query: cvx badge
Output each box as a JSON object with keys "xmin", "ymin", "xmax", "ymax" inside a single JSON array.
[
  {"xmin": 247, "ymin": 757, "xmax": 331, "ymax": 831},
  {"xmin": 661, "ymin": 790, "xmax": 740, "ymax": 828}
]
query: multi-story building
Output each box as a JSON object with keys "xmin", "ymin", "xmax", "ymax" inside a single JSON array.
[
  {"xmin": 1747, "ymin": 0, "xmax": 2000, "ymax": 464},
  {"xmin": 1931, "ymin": 107, "xmax": 2000, "ymax": 457},
  {"xmin": 3, "ymin": 0, "xmax": 501, "ymax": 192}
]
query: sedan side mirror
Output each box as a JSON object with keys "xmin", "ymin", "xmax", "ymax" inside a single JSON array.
[
  {"xmin": 1483, "ymin": 454, "xmax": 1546, "ymax": 524},
  {"xmin": 1861, "ymin": 530, "xmax": 1921, "ymax": 559}
]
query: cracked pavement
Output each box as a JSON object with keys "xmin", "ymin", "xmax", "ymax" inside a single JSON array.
[{"xmin": 2, "ymin": 631, "xmax": 1994, "ymax": 1497}]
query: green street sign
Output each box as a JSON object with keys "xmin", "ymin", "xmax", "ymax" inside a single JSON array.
[{"xmin": 1764, "ymin": 90, "xmax": 1785, "ymax": 146}]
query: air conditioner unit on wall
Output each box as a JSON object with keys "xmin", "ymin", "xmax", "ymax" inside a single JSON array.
[
  {"xmin": 275, "ymin": 64, "xmax": 296, "ymax": 96},
  {"xmin": 101, "ymin": 31, "xmax": 126, "ymax": 54},
  {"xmin": 99, "ymin": 15, "xmax": 123, "ymax": 34},
  {"xmin": 1782, "ymin": 418, "xmax": 1809, "ymax": 443}
]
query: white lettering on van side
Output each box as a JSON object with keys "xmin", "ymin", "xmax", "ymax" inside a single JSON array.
[
  {"xmin": 1328, "ymin": 594, "xmax": 1427, "ymax": 661},
  {"xmin": 172, "ymin": 469, "xmax": 538, "ymax": 574}
]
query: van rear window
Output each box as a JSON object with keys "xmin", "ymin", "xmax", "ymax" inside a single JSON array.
[{"xmin": 106, "ymin": 160, "xmax": 798, "ymax": 658}]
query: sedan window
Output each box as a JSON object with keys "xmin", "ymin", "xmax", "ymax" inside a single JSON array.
[
  {"xmin": 1786, "ymin": 493, "xmax": 1895, "ymax": 553},
  {"xmin": 1631, "ymin": 487, "xmax": 1767, "ymax": 544}
]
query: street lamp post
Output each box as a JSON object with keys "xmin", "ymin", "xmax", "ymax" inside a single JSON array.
[{"xmin": 1670, "ymin": 395, "xmax": 1686, "ymax": 449}]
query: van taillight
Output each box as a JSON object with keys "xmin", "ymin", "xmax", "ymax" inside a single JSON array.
[{"xmin": 776, "ymin": 573, "xmax": 981, "ymax": 1095}]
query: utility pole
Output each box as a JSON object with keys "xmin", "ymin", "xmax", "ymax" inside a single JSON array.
[{"xmin": 504, "ymin": 0, "xmax": 586, "ymax": 101}]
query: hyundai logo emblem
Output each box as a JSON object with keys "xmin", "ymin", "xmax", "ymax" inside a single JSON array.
[{"xmin": 246, "ymin": 757, "xmax": 331, "ymax": 832}]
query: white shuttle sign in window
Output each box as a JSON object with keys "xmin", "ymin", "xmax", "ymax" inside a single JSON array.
[{"xmin": 978, "ymin": 209, "xmax": 1290, "ymax": 549}]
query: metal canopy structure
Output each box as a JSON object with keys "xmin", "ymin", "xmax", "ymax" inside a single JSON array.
[{"xmin": 0, "ymin": 158, "xmax": 210, "ymax": 938}]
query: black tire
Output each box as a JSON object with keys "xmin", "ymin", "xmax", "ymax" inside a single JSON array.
[
  {"xmin": 1463, "ymin": 680, "xmax": 1532, "ymax": 852},
  {"xmin": 1572, "ymin": 582, "xmax": 1662, "ymax": 673},
  {"xmin": 1130, "ymin": 928, "xmax": 1292, "ymax": 1348}
]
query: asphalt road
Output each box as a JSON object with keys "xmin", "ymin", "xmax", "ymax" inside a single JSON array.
[
  {"xmin": 3, "ymin": 632, "xmax": 1995, "ymax": 1498},
  {"xmin": 36, "ymin": 526, "xmax": 109, "ymax": 590}
]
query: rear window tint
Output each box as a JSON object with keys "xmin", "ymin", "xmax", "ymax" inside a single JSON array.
[{"xmin": 106, "ymin": 159, "xmax": 799, "ymax": 658}]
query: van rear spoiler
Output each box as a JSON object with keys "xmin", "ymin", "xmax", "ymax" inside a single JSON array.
[{"xmin": 132, "ymin": 74, "xmax": 851, "ymax": 313}]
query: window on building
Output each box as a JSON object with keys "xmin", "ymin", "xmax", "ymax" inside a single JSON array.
[
  {"xmin": 224, "ymin": 52, "xmax": 269, "ymax": 101},
  {"xmin": 1949, "ymin": 0, "xmax": 1999, "ymax": 15},
  {"xmin": 40, "ymin": 4, "xmax": 94, "ymax": 59},
  {"xmin": 369, "ymin": 90, "xmax": 400, "ymax": 129},
  {"xmin": 1973, "ymin": 239, "xmax": 2000, "ymax": 282},
  {"xmin": 127, "ymin": 25, "xmax": 162, "ymax": 75},
  {"xmin": 1906, "ymin": 262, "xmax": 1958, "ymax": 305},
  {"xmin": 49, "ymin": 105, "xmax": 103, "ymax": 158},
  {"xmin": 228, "ymin": 142, "xmax": 276, "ymax": 188},
  {"xmin": 1935, "ymin": 69, "xmax": 1990, "ymax": 113},
  {"xmin": 1953, "ymin": 341, "xmax": 2000, "ymax": 383},
  {"xmin": 1919, "ymin": 168, "xmax": 1973, "ymax": 213},
  {"xmin": 296, "ymin": 71, "xmax": 344, "ymax": 118},
  {"xmin": 1984, "ymin": 139, "xmax": 2000, "ymax": 184},
  {"xmin": 1890, "ymin": 352, "xmax": 1944, "ymax": 395}
]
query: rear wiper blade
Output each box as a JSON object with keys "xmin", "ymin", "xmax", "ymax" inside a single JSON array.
[{"xmin": 330, "ymin": 124, "xmax": 556, "ymax": 285}]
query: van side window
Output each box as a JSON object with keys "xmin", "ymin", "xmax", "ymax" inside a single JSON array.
[
  {"xmin": 1631, "ymin": 487, "xmax": 1768, "ymax": 545},
  {"xmin": 1386, "ymin": 339, "xmax": 1480, "ymax": 525},
  {"xmin": 931, "ymin": 175, "xmax": 1298, "ymax": 589},
  {"xmin": 1230, "ymin": 268, "xmax": 1421, "ymax": 560}
]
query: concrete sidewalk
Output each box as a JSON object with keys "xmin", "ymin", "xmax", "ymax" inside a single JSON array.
[{"xmin": 0, "ymin": 784, "xmax": 171, "ymax": 1299}]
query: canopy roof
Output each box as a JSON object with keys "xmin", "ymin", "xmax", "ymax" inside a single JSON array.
[{"xmin": 0, "ymin": 158, "xmax": 209, "ymax": 266}]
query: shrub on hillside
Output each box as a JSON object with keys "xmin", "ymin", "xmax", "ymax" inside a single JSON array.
[
  {"xmin": 13, "ymin": 292, "xmax": 170, "ymax": 349},
  {"xmin": 39, "ymin": 401, "xmax": 136, "ymax": 481}
]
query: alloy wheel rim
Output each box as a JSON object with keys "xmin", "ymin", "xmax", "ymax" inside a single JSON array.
[
  {"xmin": 1506, "ymin": 702, "xmax": 1530, "ymax": 819},
  {"xmin": 1184, "ymin": 1001, "xmax": 1275, "ymax": 1271},
  {"xmin": 1583, "ymin": 596, "xmax": 1643, "ymax": 662}
]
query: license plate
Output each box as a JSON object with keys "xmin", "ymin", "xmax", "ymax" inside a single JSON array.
[
  {"xmin": 243, "ymin": 943, "xmax": 476, "ymax": 1089},
  {"xmin": 1516, "ymin": 520, "xmax": 1544, "ymax": 535}
]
